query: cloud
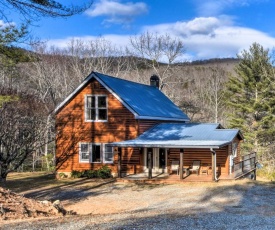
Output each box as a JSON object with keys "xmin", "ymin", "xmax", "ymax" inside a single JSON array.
[
  {"xmin": 194, "ymin": 0, "xmax": 254, "ymax": 16},
  {"xmin": 47, "ymin": 35, "xmax": 130, "ymax": 50},
  {"xmin": 141, "ymin": 16, "xmax": 275, "ymax": 60},
  {"xmin": 85, "ymin": 0, "xmax": 148, "ymax": 24},
  {"xmin": 142, "ymin": 17, "xmax": 233, "ymax": 37},
  {"xmin": 0, "ymin": 20, "xmax": 15, "ymax": 28},
  {"xmin": 46, "ymin": 16, "xmax": 275, "ymax": 61}
]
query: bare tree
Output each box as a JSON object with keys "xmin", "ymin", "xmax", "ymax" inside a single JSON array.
[
  {"xmin": 203, "ymin": 67, "xmax": 228, "ymax": 123},
  {"xmin": 0, "ymin": 0, "xmax": 92, "ymax": 21},
  {"xmin": 64, "ymin": 38, "xmax": 131, "ymax": 78},
  {"xmin": 0, "ymin": 91, "xmax": 47, "ymax": 183},
  {"xmin": 128, "ymin": 32, "xmax": 185, "ymax": 92}
]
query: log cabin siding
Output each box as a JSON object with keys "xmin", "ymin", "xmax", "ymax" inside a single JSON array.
[
  {"xmin": 56, "ymin": 79, "xmax": 139, "ymax": 174},
  {"xmin": 138, "ymin": 120, "xmax": 186, "ymax": 135},
  {"xmin": 138, "ymin": 120, "xmax": 161, "ymax": 135},
  {"xmin": 233, "ymin": 137, "xmax": 242, "ymax": 164},
  {"xmin": 167, "ymin": 147, "xmax": 230, "ymax": 175}
]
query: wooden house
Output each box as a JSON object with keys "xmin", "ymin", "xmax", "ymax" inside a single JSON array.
[{"xmin": 55, "ymin": 71, "xmax": 252, "ymax": 181}]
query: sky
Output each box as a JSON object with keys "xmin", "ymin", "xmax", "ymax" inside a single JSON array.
[{"xmin": 10, "ymin": 0, "xmax": 275, "ymax": 61}]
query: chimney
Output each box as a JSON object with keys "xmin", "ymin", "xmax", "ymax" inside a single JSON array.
[{"xmin": 150, "ymin": 75, "xmax": 160, "ymax": 89}]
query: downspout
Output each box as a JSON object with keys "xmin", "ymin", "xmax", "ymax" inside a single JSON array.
[{"xmin": 210, "ymin": 148, "xmax": 218, "ymax": 181}]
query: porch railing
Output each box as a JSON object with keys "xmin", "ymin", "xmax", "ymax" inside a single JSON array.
[{"xmin": 234, "ymin": 152, "xmax": 257, "ymax": 179}]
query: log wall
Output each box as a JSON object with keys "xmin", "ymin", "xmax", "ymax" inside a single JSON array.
[
  {"xmin": 167, "ymin": 147, "xmax": 230, "ymax": 175},
  {"xmin": 56, "ymin": 78, "xmax": 139, "ymax": 174}
]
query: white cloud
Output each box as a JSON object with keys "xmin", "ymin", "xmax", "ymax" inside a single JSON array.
[
  {"xmin": 0, "ymin": 20, "xmax": 15, "ymax": 28},
  {"xmin": 47, "ymin": 35, "xmax": 130, "ymax": 50},
  {"xmin": 194, "ymin": 0, "xmax": 255, "ymax": 16},
  {"xmin": 144, "ymin": 17, "xmax": 231, "ymax": 37},
  {"xmin": 85, "ymin": 0, "xmax": 148, "ymax": 24},
  {"xmin": 46, "ymin": 17, "xmax": 275, "ymax": 61},
  {"xmin": 141, "ymin": 16, "xmax": 275, "ymax": 60}
]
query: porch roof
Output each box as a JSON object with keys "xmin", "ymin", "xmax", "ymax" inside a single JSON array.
[{"xmin": 108, "ymin": 123, "xmax": 242, "ymax": 149}]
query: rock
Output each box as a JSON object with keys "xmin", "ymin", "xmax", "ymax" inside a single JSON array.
[
  {"xmin": 39, "ymin": 200, "xmax": 51, "ymax": 205},
  {"xmin": 52, "ymin": 200, "xmax": 66, "ymax": 215}
]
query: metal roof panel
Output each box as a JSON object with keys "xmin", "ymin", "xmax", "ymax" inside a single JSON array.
[
  {"xmin": 109, "ymin": 123, "xmax": 242, "ymax": 148},
  {"xmin": 94, "ymin": 72, "xmax": 190, "ymax": 121}
]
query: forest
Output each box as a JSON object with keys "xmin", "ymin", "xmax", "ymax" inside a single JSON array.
[{"xmin": 1, "ymin": 36, "xmax": 275, "ymax": 181}]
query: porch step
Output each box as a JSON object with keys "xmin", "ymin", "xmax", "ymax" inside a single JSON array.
[{"xmin": 116, "ymin": 173, "xmax": 236, "ymax": 184}]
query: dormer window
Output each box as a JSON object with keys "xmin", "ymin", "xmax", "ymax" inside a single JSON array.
[{"xmin": 85, "ymin": 95, "xmax": 107, "ymax": 121}]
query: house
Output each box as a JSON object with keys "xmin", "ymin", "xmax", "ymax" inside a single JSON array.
[{"xmin": 55, "ymin": 71, "xmax": 254, "ymax": 181}]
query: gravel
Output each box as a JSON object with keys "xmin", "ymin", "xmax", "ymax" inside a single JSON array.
[{"xmin": 1, "ymin": 179, "xmax": 275, "ymax": 229}]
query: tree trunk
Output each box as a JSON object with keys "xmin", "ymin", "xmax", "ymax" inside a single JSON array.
[
  {"xmin": 44, "ymin": 114, "xmax": 51, "ymax": 171},
  {"xmin": 0, "ymin": 173, "xmax": 8, "ymax": 187}
]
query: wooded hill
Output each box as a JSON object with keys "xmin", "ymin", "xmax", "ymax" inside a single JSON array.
[{"xmin": 1, "ymin": 42, "xmax": 274, "ymax": 181}]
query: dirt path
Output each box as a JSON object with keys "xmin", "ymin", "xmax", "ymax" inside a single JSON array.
[{"xmin": 1, "ymin": 178, "xmax": 275, "ymax": 229}]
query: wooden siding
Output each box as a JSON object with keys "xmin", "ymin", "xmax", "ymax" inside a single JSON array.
[
  {"xmin": 118, "ymin": 147, "xmax": 143, "ymax": 174},
  {"xmin": 167, "ymin": 147, "xmax": 230, "ymax": 175},
  {"xmin": 138, "ymin": 120, "xmax": 161, "ymax": 134},
  {"xmin": 234, "ymin": 137, "xmax": 242, "ymax": 163},
  {"xmin": 138, "ymin": 120, "xmax": 186, "ymax": 135},
  {"xmin": 56, "ymin": 78, "xmax": 138, "ymax": 174}
]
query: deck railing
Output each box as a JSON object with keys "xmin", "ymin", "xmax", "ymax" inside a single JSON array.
[{"xmin": 233, "ymin": 152, "xmax": 257, "ymax": 179}]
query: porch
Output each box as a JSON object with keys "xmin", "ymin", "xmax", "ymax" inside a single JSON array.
[{"xmin": 116, "ymin": 172, "xmax": 235, "ymax": 184}]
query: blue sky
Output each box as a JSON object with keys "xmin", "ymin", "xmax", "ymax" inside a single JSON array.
[{"xmin": 15, "ymin": 0, "xmax": 275, "ymax": 60}]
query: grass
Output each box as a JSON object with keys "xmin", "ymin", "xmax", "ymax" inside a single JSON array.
[
  {"xmin": 5, "ymin": 172, "xmax": 73, "ymax": 193},
  {"xmin": 3, "ymin": 171, "xmax": 275, "ymax": 195},
  {"xmin": 4, "ymin": 172, "xmax": 116, "ymax": 194}
]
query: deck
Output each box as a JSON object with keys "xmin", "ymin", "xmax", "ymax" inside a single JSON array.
[{"xmin": 116, "ymin": 172, "xmax": 235, "ymax": 184}]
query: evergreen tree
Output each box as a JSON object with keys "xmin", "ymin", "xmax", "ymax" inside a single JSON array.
[{"xmin": 226, "ymin": 43, "xmax": 275, "ymax": 153}]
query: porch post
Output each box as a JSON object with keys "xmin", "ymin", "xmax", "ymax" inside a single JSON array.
[
  {"xmin": 148, "ymin": 149, "xmax": 152, "ymax": 179},
  {"xmin": 118, "ymin": 147, "xmax": 122, "ymax": 178},
  {"xmin": 211, "ymin": 149, "xmax": 216, "ymax": 181},
  {"xmin": 180, "ymin": 149, "xmax": 184, "ymax": 180}
]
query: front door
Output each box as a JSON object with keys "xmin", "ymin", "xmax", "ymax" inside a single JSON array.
[{"xmin": 143, "ymin": 148, "xmax": 167, "ymax": 173}]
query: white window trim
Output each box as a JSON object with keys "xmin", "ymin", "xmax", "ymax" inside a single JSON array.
[
  {"xmin": 79, "ymin": 142, "xmax": 90, "ymax": 163},
  {"xmin": 103, "ymin": 144, "xmax": 114, "ymax": 163},
  {"xmin": 85, "ymin": 95, "xmax": 108, "ymax": 122},
  {"xmin": 79, "ymin": 142, "xmax": 102, "ymax": 163}
]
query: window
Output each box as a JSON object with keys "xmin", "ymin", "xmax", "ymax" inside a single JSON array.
[
  {"xmin": 79, "ymin": 143, "xmax": 90, "ymax": 162},
  {"xmin": 103, "ymin": 145, "xmax": 113, "ymax": 163},
  {"xmin": 91, "ymin": 144, "xmax": 101, "ymax": 163},
  {"xmin": 85, "ymin": 95, "xmax": 107, "ymax": 121},
  {"xmin": 232, "ymin": 142, "xmax": 238, "ymax": 158},
  {"xmin": 79, "ymin": 143, "xmax": 113, "ymax": 163}
]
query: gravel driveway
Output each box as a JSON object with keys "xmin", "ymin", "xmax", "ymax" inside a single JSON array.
[{"xmin": 1, "ymin": 179, "xmax": 275, "ymax": 229}]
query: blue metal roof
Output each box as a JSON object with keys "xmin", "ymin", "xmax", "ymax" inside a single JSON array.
[
  {"xmin": 93, "ymin": 72, "xmax": 189, "ymax": 121},
  {"xmin": 109, "ymin": 123, "xmax": 242, "ymax": 148}
]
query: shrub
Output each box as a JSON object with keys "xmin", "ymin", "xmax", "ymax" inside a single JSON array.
[
  {"xmin": 97, "ymin": 166, "xmax": 112, "ymax": 179},
  {"xmin": 70, "ymin": 166, "xmax": 112, "ymax": 179},
  {"xmin": 83, "ymin": 170, "xmax": 97, "ymax": 178},
  {"xmin": 59, "ymin": 172, "xmax": 67, "ymax": 179},
  {"xmin": 71, "ymin": 170, "xmax": 83, "ymax": 178}
]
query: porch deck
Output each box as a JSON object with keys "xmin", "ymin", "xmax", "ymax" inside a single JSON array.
[{"xmin": 116, "ymin": 172, "xmax": 235, "ymax": 184}]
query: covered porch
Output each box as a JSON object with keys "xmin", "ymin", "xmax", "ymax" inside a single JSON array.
[
  {"xmin": 109, "ymin": 123, "xmax": 243, "ymax": 182},
  {"xmin": 114, "ymin": 147, "xmax": 232, "ymax": 182}
]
